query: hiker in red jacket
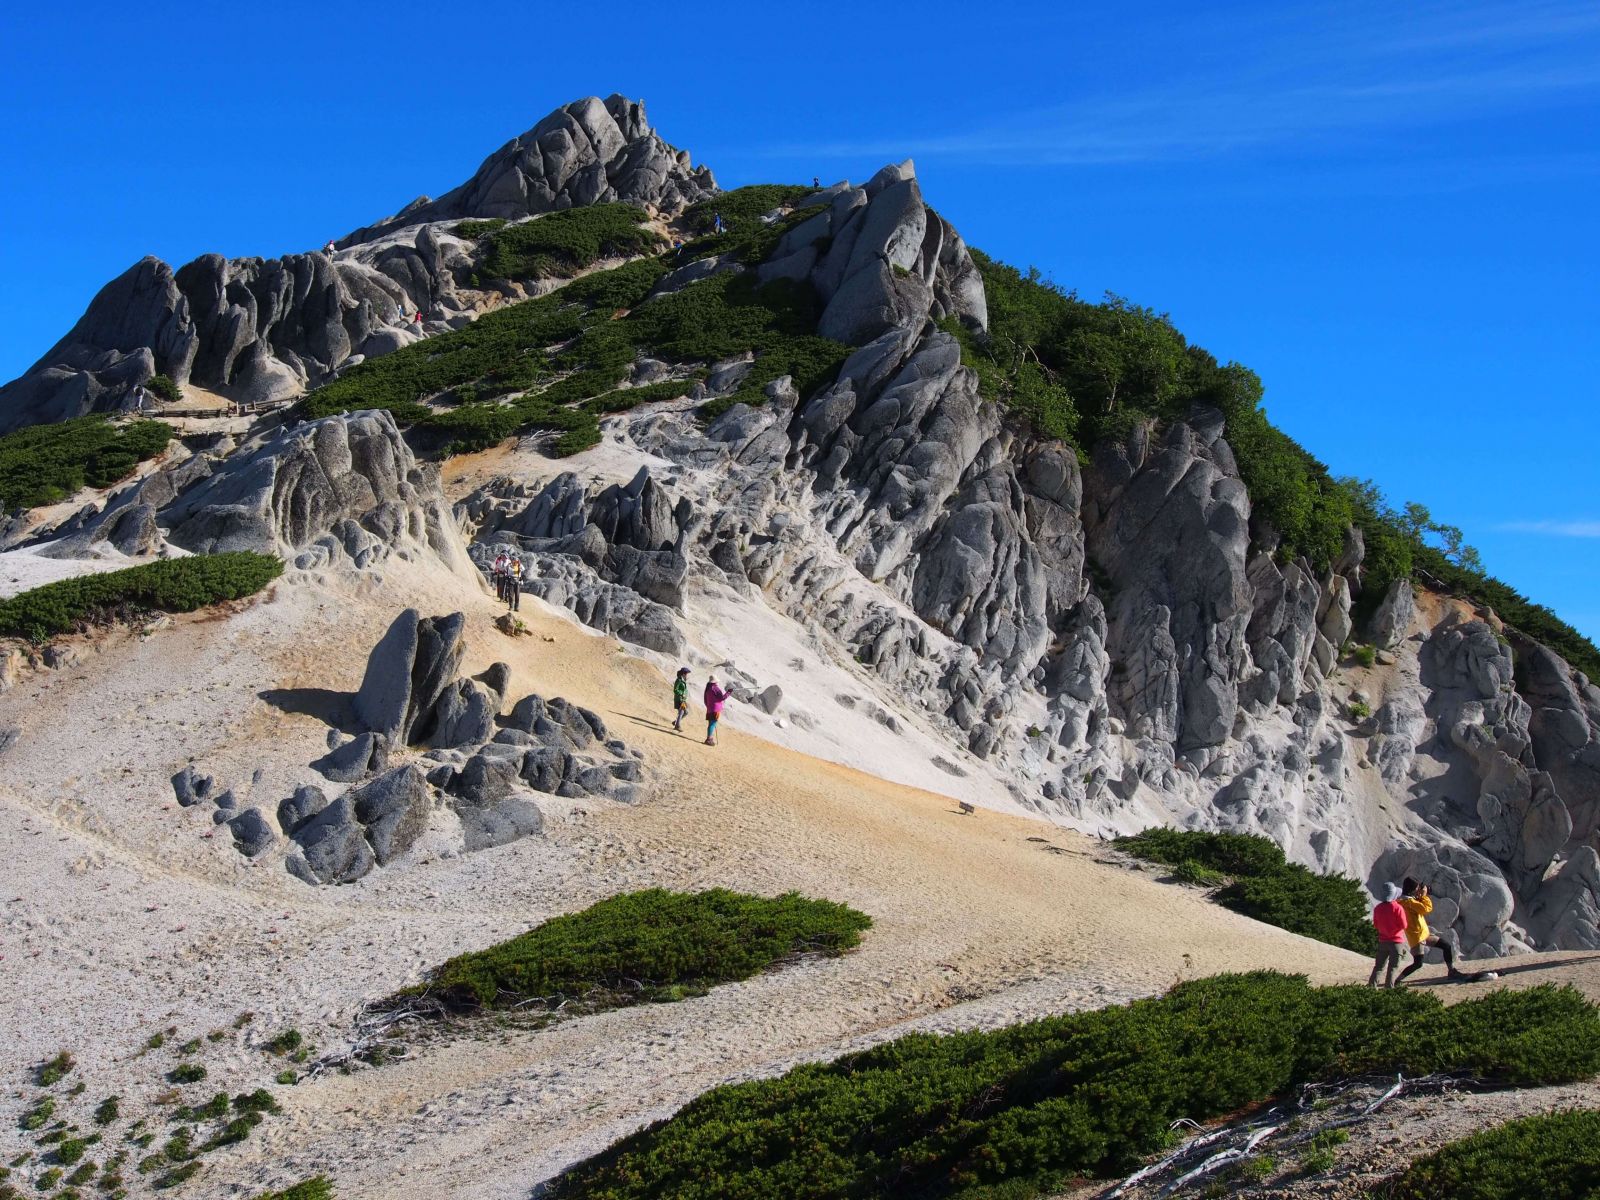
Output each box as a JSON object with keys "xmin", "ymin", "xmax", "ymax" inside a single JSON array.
[{"xmin": 1367, "ymin": 883, "xmax": 1408, "ymax": 988}]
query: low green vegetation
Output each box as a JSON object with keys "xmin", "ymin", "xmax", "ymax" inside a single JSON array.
[
  {"xmin": 19, "ymin": 1099, "xmax": 53, "ymax": 1131},
  {"xmin": 1114, "ymin": 828, "xmax": 1376, "ymax": 953},
  {"xmin": 35, "ymin": 1052, "xmax": 75, "ymax": 1087},
  {"xmin": 452, "ymin": 218, "xmax": 508, "ymax": 240},
  {"xmin": 404, "ymin": 888, "xmax": 872, "ymax": 1013},
  {"xmin": 1350, "ymin": 642, "xmax": 1378, "ymax": 668},
  {"xmin": 1298, "ymin": 1126, "xmax": 1348, "ymax": 1174},
  {"xmin": 0, "ymin": 414, "xmax": 173, "ymax": 510},
  {"xmin": 548, "ymin": 973, "xmax": 1600, "ymax": 1200},
  {"xmin": 1379, "ymin": 1108, "xmax": 1600, "ymax": 1200},
  {"xmin": 145, "ymin": 374, "xmax": 182, "ymax": 404},
  {"xmin": 253, "ymin": 1178, "xmax": 333, "ymax": 1200},
  {"xmin": 1348, "ymin": 699, "xmax": 1373, "ymax": 721},
  {"xmin": 0, "ymin": 552, "xmax": 283, "ymax": 643},
  {"xmin": 476, "ymin": 205, "xmax": 661, "ymax": 281}
]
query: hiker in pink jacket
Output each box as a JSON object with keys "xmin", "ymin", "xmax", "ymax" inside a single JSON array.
[{"xmin": 703, "ymin": 675, "xmax": 730, "ymax": 746}]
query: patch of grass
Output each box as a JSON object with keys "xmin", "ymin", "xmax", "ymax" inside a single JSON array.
[
  {"xmin": 200, "ymin": 1113, "xmax": 263, "ymax": 1151},
  {"xmin": 1348, "ymin": 699, "xmax": 1373, "ymax": 721},
  {"xmin": 404, "ymin": 888, "xmax": 871, "ymax": 1013},
  {"xmin": 273, "ymin": 1070, "xmax": 297, "ymax": 1086},
  {"xmin": 165, "ymin": 1064, "xmax": 205, "ymax": 1086},
  {"xmin": 1379, "ymin": 1109, "xmax": 1600, "ymax": 1199},
  {"xmin": 171, "ymin": 1094, "xmax": 227, "ymax": 1123},
  {"xmin": 0, "ymin": 415, "xmax": 173, "ymax": 511},
  {"xmin": 251, "ymin": 1178, "xmax": 333, "ymax": 1200},
  {"xmin": 51, "ymin": 1138, "xmax": 88, "ymax": 1166},
  {"xmin": 546, "ymin": 974, "xmax": 1600, "ymax": 1200},
  {"xmin": 0, "ymin": 552, "xmax": 282, "ymax": 644},
  {"xmin": 231, "ymin": 1091, "xmax": 280, "ymax": 1117},
  {"xmin": 64, "ymin": 1162, "xmax": 95, "ymax": 1186},
  {"xmin": 263, "ymin": 1030, "xmax": 302, "ymax": 1057},
  {"xmin": 145, "ymin": 374, "xmax": 181, "ymax": 404},
  {"xmin": 204, "ymin": 1030, "xmax": 226, "ymax": 1043},
  {"xmin": 1298, "ymin": 1127, "xmax": 1348, "ymax": 1174},
  {"xmin": 177, "ymin": 1039, "xmax": 200, "ymax": 1056},
  {"xmin": 1351, "ymin": 643, "xmax": 1378, "ymax": 668},
  {"xmin": 34, "ymin": 1167, "xmax": 61, "ymax": 1190},
  {"xmin": 144, "ymin": 1033, "xmax": 165, "ymax": 1052},
  {"xmin": 153, "ymin": 1160, "xmax": 201, "ymax": 1189},
  {"xmin": 36, "ymin": 1053, "xmax": 75, "ymax": 1087},
  {"xmin": 1115, "ymin": 828, "xmax": 1376, "ymax": 953},
  {"xmin": 19, "ymin": 1100, "xmax": 53, "ymax": 1131},
  {"xmin": 452, "ymin": 218, "xmax": 508, "ymax": 240}
]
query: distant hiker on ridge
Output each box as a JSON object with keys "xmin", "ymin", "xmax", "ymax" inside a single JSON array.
[
  {"xmin": 812, "ymin": 175, "xmax": 820, "ymax": 188},
  {"xmin": 324, "ymin": 240, "xmax": 336, "ymax": 255},
  {"xmin": 672, "ymin": 666, "xmax": 691, "ymax": 732},
  {"xmin": 1368, "ymin": 882, "xmax": 1408, "ymax": 988},
  {"xmin": 712, "ymin": 211, "xmax": 725, "ymax": 235},
  {"xmin": 703, "ymin": 674, "xmax": 730, "ymax": 746},
  {"xmin": 1396, "ymin": 877, "xmax": 1466, "ymax": 985}
]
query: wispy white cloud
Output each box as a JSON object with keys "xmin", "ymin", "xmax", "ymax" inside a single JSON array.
[
  {"xmin": 758, "ymin": 0, "xmax": 1600, "ymax": 166},
  {"xmin": 1497, "ymin": 520, "xmax": 1600, "ymax": 538}
]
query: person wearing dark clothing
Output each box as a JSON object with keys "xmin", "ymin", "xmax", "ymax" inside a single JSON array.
[{"xmin": 672, "ymin": 667, "xmax": 690, "ymax": 732}]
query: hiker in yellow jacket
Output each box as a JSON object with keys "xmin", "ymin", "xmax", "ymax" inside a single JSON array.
[{"xmin": 1395, "ymin": 877, "xmax": 1465, "ymax": 984}]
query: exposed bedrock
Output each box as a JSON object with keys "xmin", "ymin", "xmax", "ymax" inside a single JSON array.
[{"xmin": 0, "ymin": 95, "xmax": 713, "ymax": 429}]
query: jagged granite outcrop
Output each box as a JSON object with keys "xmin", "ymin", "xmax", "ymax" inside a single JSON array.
[
  {"xmin": 343, "ymin": 94, "xmax": 714, "ymax": 241},
  {"xmin": 0, "ymin": 95, "xmax": 712, "ymax": 430}
]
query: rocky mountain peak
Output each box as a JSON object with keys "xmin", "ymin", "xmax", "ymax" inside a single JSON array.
[
  {"xmin": 0, "ymin": 94, "xmax": 714, "ymax": 432},
  {"xmin": 341, "ymin": 93, "xmax": 716, "ymax": 244}
]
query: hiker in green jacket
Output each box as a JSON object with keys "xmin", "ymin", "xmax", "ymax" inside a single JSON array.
[{"xmin": 672, "ymin": 667, "xmax": 690, "ymax": 732}]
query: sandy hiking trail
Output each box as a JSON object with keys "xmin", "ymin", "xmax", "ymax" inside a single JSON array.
[{"xmin": 0, "ymin": 562, "xmax": 1590, "ymax": 1198}]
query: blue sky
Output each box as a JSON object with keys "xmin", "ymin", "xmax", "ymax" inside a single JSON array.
[{"xmin": 2, "ymin": 0, "xmax": 1596, "ymax": 640}]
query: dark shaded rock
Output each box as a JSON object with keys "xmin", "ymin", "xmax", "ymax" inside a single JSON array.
[
  {"xmin": 353, "ymin": 608, "xmax": 418, "ymax": 739},
  {"xmin": 227, "ymin": 808, "xmax": 275, "ymax": 858},
  {"xmin": 290, "ymin": 796, "xmax": 375, "ymax": 885},
  {"xmin": 453, "ymin": 753, "xmax": 524, "ymax": 806},
  {"xmin": 347, "ymin": 765, "xmax": 432, "ymax": 865},
  {"xmin": 312, "ymin": 732, "xmax": 390, "ymax": 783},
  {"xmin": 456, "ymin": 797, "xmax": 544, "ymax": 853},
  {"xmin": 426, "ymin": 679, "xmax": 497, "ymax": 749},
  {"xmin": 474, "ymin": 661, "xmax": 512, "ymax": 703},
  {"xmin": 172, "ymin": 766, "xmax": 213, "ymax": 807},
  {"xmin": 277, "ymin": 785, "xmax": 328, "ymax": 835},
  {"xmin": 405, "ymin": 612, "xmax": 467, "ymax": 743}
]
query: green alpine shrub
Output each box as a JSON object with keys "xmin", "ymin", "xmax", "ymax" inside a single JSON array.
[
  {"xmin": 406, "ymin": 888, "xmax": 871, "ymax": 1012},
  {"xmin": 1115, "ymin": 829, "xmax": 1376, "ymax": 953},
  {"xmin": 0, "ymin": 416, "xmax": 173, "ymax": 510},
  {"xmin": 0, "ymin": 552, "xmax": 282, "ymax": 643},
  {"xmin": 1380, "ymin": 1109, "xmax": 1600, "ymax": 1200},
  {"xmin": 546, "ymin": 975, "xmax": 1600, "ymax": 1200}
]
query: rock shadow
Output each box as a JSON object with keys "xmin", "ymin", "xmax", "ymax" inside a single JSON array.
[{"xmin": 258, "ymin": 687, "xmax": 359, "ymax": 733}]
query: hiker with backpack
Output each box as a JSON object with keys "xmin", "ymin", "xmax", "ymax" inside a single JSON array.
[
  {"xmin": 491, "ymin": 552, "xmax": 509, "ymax": 604},
  {"xmin": 703, "ymin": 674, "xmax": 730, "ymax": 746},
  {"xmin": 672, "ymin": 667, "xmax": 691, "ymax": 732},
  {"xmin": 506, "ymin": 554, "xmax": 524, "ymax": 611},
  {"xmin": 1396, "ymin": 877, "xmax": 1466, "ymax": 984},
  {"xmin": 1367, "ymin": 883, "xmax": 1408, "ymax": 988}
]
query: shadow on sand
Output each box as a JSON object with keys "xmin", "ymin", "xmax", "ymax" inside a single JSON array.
[
  {"xmin": 1410, "ymin": 953, "xmax": 1600, "ymax": 989},
  {"xmin": 258, "ymin": 686, "xmax": 358, "ymax": 733}
]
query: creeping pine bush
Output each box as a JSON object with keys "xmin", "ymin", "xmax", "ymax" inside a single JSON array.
[
  {"xmin": 303, "ymin": 250, "xmax": 847, "ymax": 460},
  {"xmin": 0, "ymin": 552, "xmax": 283, "ymax": 643},
  {"xmin": 0, "ymin": 415, "xmax": 173, "ymax": 510},
  {"xmin": 408, "ymin": 888, "xmax": 872, "ymax": 1012},
  {"xmin": 1114, "ymin": 829, "xmax": 1376, "ymax": 953},
  {"xmin": 1379, "ymin": 1108, "xmax": 1600, "ymax": 1200},
  {"xmin": 145, "ymin": 373, "xmax": 182, "ymax": 404},
  {"xmin": 476, "ymin": 205, "xmax": 661, "ymax": 281},
  {"xmin": 547, "ymin": 974, "xmax": 1600, "ymax": 1200}
]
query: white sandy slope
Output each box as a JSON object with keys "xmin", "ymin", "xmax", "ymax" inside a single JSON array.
[{"xmin": 0, "ymin": 549, "xmax": 1593, "ymax": 1198}]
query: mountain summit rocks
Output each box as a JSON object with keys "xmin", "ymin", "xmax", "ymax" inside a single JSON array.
[{"xmin": 0, "ymin": 94, "xmax": 712, "ymax": 430}]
